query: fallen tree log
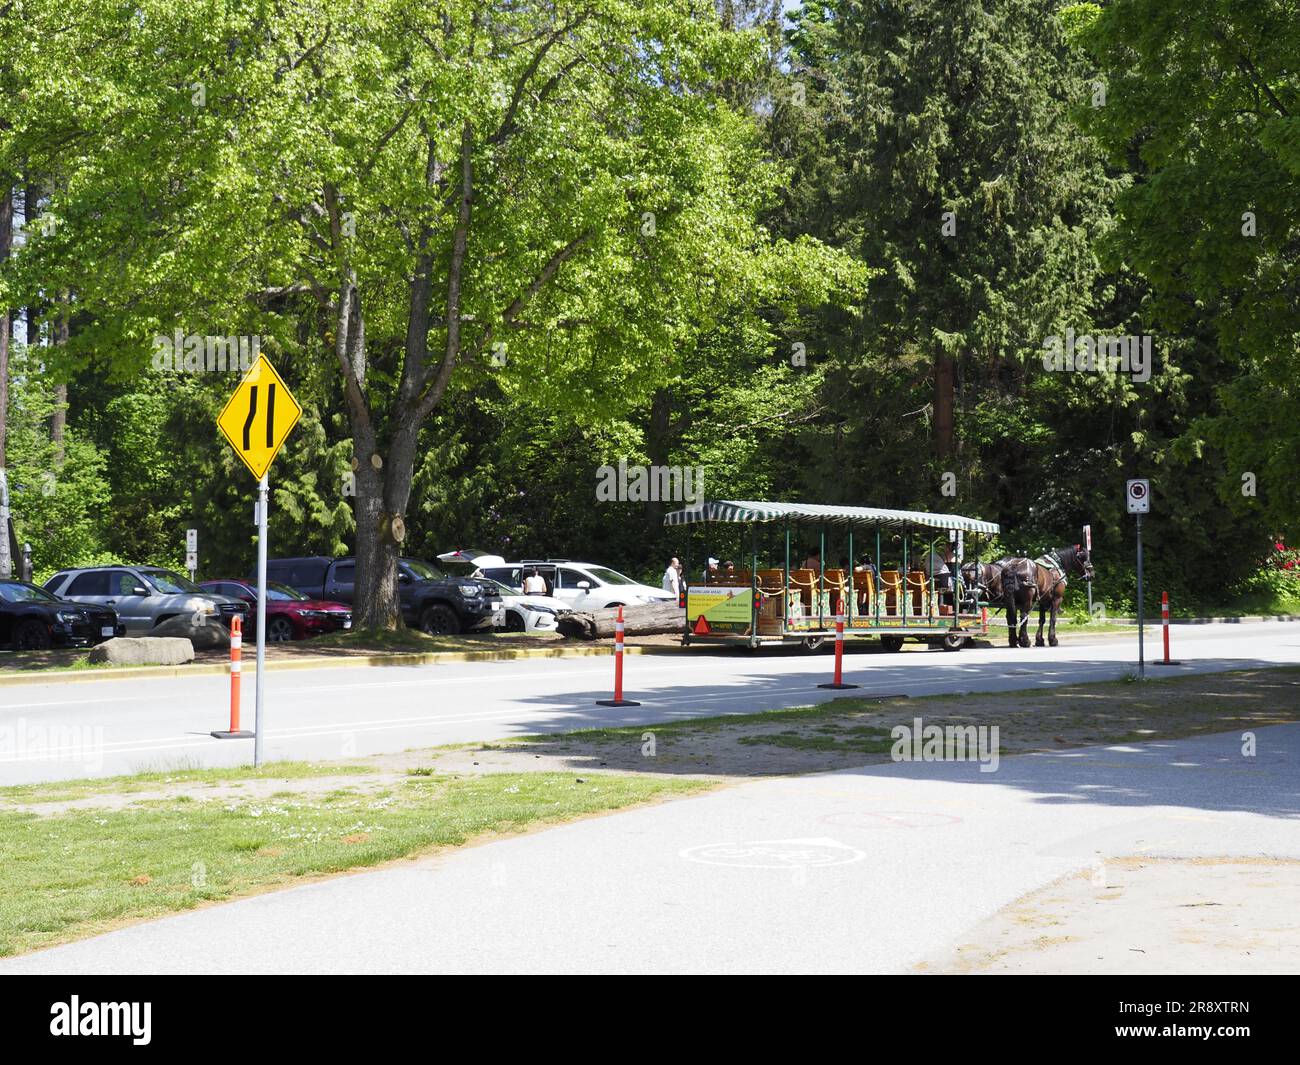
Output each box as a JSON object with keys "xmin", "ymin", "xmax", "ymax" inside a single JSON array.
[{"xmin": 556, "ymin": 600, "xmax": 685, "ymax": 640}]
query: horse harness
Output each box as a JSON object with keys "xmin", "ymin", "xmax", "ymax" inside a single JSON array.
[{"xmin": 1033, "ymin": 552, "xmax": 1068, "ymax": 596}]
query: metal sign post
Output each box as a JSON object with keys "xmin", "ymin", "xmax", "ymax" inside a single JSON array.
[
  {"xmin": 1126, "ymin": 481, "xmax": 1150, "ymax": 679},
  {"xmin": 0, "ymin": 468, "xmax": 11, "ymax": 580},
  {"xmin": 1084, "ymin": 524, "xmax": 1093, "ymax": 618},
  {"xmin": 1136, "ymin": 513, "xmax": 1144, "ymax": 679},
  {"xmin": 186, "ymin": 528, "xmax": 198, "ymax": 582},
  {"xmin": 254, "ymin": 474, "xmax": 269, "ymax": 766}
]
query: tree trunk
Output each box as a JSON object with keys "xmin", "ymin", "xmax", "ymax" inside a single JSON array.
[
  {"xmin": 353, "ymin": 417, "xmax": 422, "ymax": 631},
  {"xmin": 934, "ymin": 350, "xmax": 955, "ymax": 459},
  {"xmin": 0, "ymin": 183, "xmax": 12, "ymax": 580},
  {"xmin": 349, "ymin": 424, "xmax": 403, "ymax": 631},
  {"xmin": 0, "ymin": 182, "xmax": 11, "ymax": 470},
  {"xmin": 51, "ymin": 294, "xmax": 68, "ymax": 465},
  {"xmin": 557, "ymin": 600, "xmax": 685, "ymax": 640}
]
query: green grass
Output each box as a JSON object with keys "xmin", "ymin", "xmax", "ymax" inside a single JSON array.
[
  {"xmin": 0, "ymin": 770, "xmax": 705, "ymax": 957},
  {"xmin": 0, "ymin": 761, "xmax": 371, "ymax": 805},
  {"xmin": 307, "ymin": 627, "xmax": 551, "ymax": 653}
]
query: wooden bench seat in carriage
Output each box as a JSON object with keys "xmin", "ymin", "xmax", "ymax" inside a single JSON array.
[
  {"xmin": 789, "ymin": 568, "xmax": 818, "ymax": 612},
  {"xmin": 709, "ymin": 571, "xmax": 752, "ymax": 587},
  {"xmin": 907, "ymin": 571, "xmax": 930, "ymax": 616},
  {"xmin": 756, "ymin": 569, "xmax": 785, "ymax": 634},
  {"xmin": 878, "ymin": 570, "xmax": 903, "ymax": 616},
  {"xmin": 852, "ymin": 567, "xmax": 875, "ymax": 622},
  {"xmin": 822, "ymin": 568, "xmax": 848, "ymax": 616}
]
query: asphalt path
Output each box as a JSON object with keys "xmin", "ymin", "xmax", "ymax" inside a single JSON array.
[
  {"xmin": 1, "ymin": 622, "xmax": 1296, "ymax": 785},
  {"xmin": 5, "ymin": 723, "xmax": 1296, "ymax": 974}
]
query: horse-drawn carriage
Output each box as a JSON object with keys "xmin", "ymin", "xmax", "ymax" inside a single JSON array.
[{"xmin": 663, "ymin": 500, "xmax": 1000, "ymax": 651}]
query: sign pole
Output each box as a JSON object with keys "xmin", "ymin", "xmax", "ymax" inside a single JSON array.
[
  {"xmin": 1084, "ymin": 524, "xmax": 1092, "ymax": 619},
  {"xmin": 0, "ymin": 467, "xmax": 11, "ymax": 579},
  {"xmin": 1136, "ymin": 512, "xmax": 1145, "ymax": 681},
  {"xmin": 254, "ymin": 473, "xmax": 269, "ymax": 766}
]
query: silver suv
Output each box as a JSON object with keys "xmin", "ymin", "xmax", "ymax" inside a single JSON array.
[{"xmin": 44, "ymin": 566, "xmax": 248, "ymax": 634}]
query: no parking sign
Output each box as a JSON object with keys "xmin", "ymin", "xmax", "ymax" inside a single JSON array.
[{"xmin": 1126, "ymin": 479, "xmax": 1150, "ymax": 514}]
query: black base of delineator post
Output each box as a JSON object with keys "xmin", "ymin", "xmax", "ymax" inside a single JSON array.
[
  {"xmin": 817, "ymin": 682, "xmax": 860, "ymax": 689},
  {"xmin": 1151, "ymin": 661, "xmax": 1182, "ymax": 666},
  {"xmin": 210, "ymin": 730, "xmax": 255, "ymax": 739},
  {"xmin": 596, "ymin": 699, "xmax": 641, "ymax": 707}
]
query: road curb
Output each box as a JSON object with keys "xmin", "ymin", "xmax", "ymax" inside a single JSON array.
[
  {"xmin": 0, "ymin": 642, "xmax": 687, "ymax": 688},
  {"xmin": 1105, "ymin": 614, "xmax": 1300, "ymax": 625}
]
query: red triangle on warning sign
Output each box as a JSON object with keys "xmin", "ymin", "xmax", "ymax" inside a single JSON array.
[{"xmin": 693, "ymin": 615, "xmax": 711, "ymax": 635}]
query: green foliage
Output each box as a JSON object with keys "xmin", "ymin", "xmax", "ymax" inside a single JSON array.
[
  {"xmin": 1075, "ymin": 0, "xmax": 1300, "ymax": 535},
  {"xmin": 0, "ymin": 0, "xmax": 1294, "ymax": 610},
  {"xmin": 3, "ymin": 348, "xmax": 111, "ymax": 574}
]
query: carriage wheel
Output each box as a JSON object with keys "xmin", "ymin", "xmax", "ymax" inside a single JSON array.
[
  {"xmin": 801, "ymin": 636, "xmax": 826, "ymax": 652},
  {"xmin": 879, "ymin": 635, "xmax": 905, "ymax": 653},
  {"xmin": 942, "ymin": 632, "xmax": 968, "ymax": 652}
]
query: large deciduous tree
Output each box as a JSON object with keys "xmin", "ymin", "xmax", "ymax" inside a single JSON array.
[{"xmin": 4, "ymin": 0, "xmax": 852, "ymax": 627}]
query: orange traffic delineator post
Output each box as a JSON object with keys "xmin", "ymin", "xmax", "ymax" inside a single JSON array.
[
  {"xmin": 211, "ymin": 615, "xmax": 255, "ymax": 738},
  {"xmin": 1152, "ymin": 590, "xmax": 1181, "ymax": 666},
  {"xmin": 818, "ymin": 616, "xmax": 860, "ymax": 690},
  {"xmin": 596, "ymin": 606, "xmax": 641, "ymax": 707}
]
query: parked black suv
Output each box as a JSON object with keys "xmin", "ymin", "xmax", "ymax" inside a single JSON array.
[
  {"xmin": 261, "ymin": 556, "xmax": 501, "ymax": 635},
  {"xmin": 0, "ymin": 579, "xmax": 121, "ymax": 650}
]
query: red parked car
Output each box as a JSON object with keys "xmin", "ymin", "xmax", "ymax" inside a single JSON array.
[{"xmin": 199, "ymin": 580, "xmax": 352, "ymax": 641}]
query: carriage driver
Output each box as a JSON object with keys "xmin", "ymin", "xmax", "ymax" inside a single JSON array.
[{"xmin": 928, "ymin": 541, "xmax": 956, "ymax": 603}]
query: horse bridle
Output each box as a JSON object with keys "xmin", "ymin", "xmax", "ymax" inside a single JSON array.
[{"xmin": 1045, "ymin": 547, "xmax": 1093, "ymax": 590}]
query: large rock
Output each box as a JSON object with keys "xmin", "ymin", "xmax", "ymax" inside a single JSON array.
[
  {"xmin": 148, "ymin": 613, "xmax": 231, "ymax": 650},
  {"xmin": 87, "ymin": 637, "xmax": 196, "ymax": 667}
]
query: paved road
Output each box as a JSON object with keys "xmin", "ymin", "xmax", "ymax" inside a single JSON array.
[
  {"xmin": 5, "ymin": 723, "xmax": 1296, "ymax": 974},
  {"xmin": 1, "ymin": 622, "xmax": 1296, "ymax": 785}
]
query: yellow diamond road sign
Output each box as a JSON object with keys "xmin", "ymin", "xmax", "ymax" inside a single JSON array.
[{"xmin": 217, "ymin": 354, "xmax": 302, "ymax": 480}]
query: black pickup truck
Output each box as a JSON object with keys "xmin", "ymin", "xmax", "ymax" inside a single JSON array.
[{"xmin": 261, "ymin": 556, "xmax": 502, "ymax": 635}]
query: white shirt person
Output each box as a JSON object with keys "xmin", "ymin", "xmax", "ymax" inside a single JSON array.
[{"xmin": 662, "ymin": 558, "xmax": 682, "ymax": 595}]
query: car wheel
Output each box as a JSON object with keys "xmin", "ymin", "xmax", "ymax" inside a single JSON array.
[
  {"xmin": 504, "ymin": 610, "xmax": 526, "ymax": 633},
  {"xmin": 14, "ymin": 619, "xmax": 52, "ymax": 651},
  {"xmin": 420, "ymin": 604, "xmax": 461, "ymax": 636},
  {"xmin": 267, "ymin": 617, "xmax": 296, "ymax": 642}
]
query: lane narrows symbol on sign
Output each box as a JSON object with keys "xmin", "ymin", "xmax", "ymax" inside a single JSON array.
[
  {"xmin": 239, "ymin": 384, "xmax": 279, "ymax": 450},
  {"xmin": 217, "ymin": 354, "xmax": 302, "ymax": 481},
  {"xmin": 242, "ymin": 386, "xmax": 259, "ymax": 450}
]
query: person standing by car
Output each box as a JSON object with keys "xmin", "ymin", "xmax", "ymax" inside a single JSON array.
[
  {"xmin": 662, "ymin": 557, "xmax": 681, "ymax": 597},
  {"xmin": 522, "ymin": 567, "xmax": 548, "ymax": 595}
]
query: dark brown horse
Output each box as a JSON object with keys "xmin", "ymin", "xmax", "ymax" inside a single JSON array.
[{"xmin": 1001, "ymin": 546, "xmax": 1093, "ymax": 647}]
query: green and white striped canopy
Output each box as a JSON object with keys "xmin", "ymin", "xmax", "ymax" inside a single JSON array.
[{"xmin": 663, "ymin": 500, "xmax": 999, "ymax": 534}]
